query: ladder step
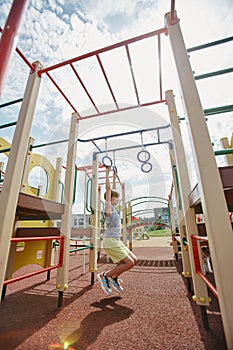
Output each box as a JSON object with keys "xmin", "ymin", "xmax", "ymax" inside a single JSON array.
[{"xmin": 17, "ymin": 192, "xmax": 64, "ymax": 220}]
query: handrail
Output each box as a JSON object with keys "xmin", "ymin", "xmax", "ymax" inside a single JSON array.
[
  {"xmin": 191, "ymin": 235, "xmax": 218, "ymax": 298},
  {"xmin": 129, "ymin": 200, "xmax": 169, "ymax": 210},
  {"xmin": 126, "ymin": 196, "xmax": 169, "ymax": 205},
  {"xmin": 86, "ymin": 178, "xmax": 94, "ymax": 214},
  {"xmin": 59, "ymin": 180, "xmax": 64, "ymax": 203},
  {"xmin": 173, "ymin": 165, "xmax": 182, "ymax": 210},
  {"xmin": 69, "ymin": 244, "xmax": 93, "ymax": 253},
  {"xmin": 73, "ymin": 165, "xmax": 77, "ymax": 204}
]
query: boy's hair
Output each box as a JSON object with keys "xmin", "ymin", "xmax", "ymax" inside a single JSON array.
[{"xmin": 104, "ymin": 189, "xmax": 120, "ymax": 200}]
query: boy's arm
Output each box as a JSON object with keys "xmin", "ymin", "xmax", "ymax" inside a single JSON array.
[{"xmin": 105, "ymin": 167, "xmax": 112, "ymax": 217}]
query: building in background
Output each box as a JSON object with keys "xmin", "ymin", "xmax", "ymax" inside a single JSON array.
[{"xmin": 72, "ymin": 214, "xmax": 91, "ymax": 228}]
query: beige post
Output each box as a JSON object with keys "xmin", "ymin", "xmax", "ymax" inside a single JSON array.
[
  {"xmin": 56, "ymin": 114, "xmax": 78, "ymax": 291},
  {"xmin": 220, "ymin": 134, "xmax": 233, "ymax": 165},
  {"xmin": 169, "ymin": 146, "xmax": 191, "ymax": 273},
  {"xmin": 165, "ymin": 12, "xmax": 233, "ymax": 346},
  {"xmin": 0, "ymin": 61, "xmax": 42, "ymax": 298},
  {"xmin": 166, "ymin": 90, "xmax": 209, "ymax": 302}
]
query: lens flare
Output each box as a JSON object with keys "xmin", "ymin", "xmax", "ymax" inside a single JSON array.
[{"xmin": 48, "ymin": 342, "xmax": 75, "ymax": 350}]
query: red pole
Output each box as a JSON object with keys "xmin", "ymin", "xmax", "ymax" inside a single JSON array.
[
  {"xmin": 170, "ymin": 0, "xmax": 176, "ymax": 23},
  {"xmin": 0, "ymin": 0, "xmax": 29, "ymax": 95}
]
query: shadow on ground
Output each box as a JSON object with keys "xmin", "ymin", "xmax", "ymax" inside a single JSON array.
[
  {"xmin": 62, "ymin": 296, "xmax": 133, "ymax": 349},
  {"xmin": 174, "ymin": 257, "xmax": 227, "ymax": 350},
  {"xmin": 0, "ymin": 263, "xmax": 93, "ymax": 350}
]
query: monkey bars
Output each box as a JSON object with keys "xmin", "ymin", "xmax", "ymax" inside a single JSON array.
[{"xmin": 37, "ymin": 27, "xmax": 167, "ymax": 120}]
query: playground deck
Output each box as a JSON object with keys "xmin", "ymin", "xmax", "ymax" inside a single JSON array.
[{"xmin": 0, "ymin": 240, "xmax": 226, "ymax": 350}]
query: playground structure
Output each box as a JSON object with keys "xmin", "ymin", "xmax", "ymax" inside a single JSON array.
[{"xmin": 0, "ymin": 0, "xmax": 233, "ymax": 347}]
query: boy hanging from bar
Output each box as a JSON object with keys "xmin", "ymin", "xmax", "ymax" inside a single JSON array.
[{"xmin": 97, "ymin": 166, "xmax": 138, "ymax": 295}]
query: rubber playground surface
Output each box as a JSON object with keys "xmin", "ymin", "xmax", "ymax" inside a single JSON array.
[{"xmin": 0, "ymin": 238, "xmax": 227, "ymax": 350}]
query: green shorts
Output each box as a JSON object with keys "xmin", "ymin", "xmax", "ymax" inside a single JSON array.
[{"xmin": 103, "ymin": 237, "xmax": 131, "ymax": 263}]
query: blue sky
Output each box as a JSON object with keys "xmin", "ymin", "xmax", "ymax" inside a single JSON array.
[{"xmin": 0, "ymin": 0, "xmax": 232, "ymax": 215}]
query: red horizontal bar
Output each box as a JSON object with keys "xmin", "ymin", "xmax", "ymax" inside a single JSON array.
[
  {"xmin": 192, "ymin": 235, "xmax": 209, "ymax": 243},
  {"xmin": 39, "ymin": 27, "xmax": 167, "ymax": 75},
  {"xmin": 197, "ymin": 271, "xmax": 218, "ymax": 298},
  {"xmin": 191, "ymin": 235, "xmax": 218, "ymax": 297},
  {"xmin": 3, "ymin": 263, "xmax": 62, "ymax": 286},
  {"xmin": 4, "ymin": 236, "xmax": 64, "ymax": 286},
  {"xmin": 11, "ymin": 236, "xmax": 62, "ymax": 242},
  {"xmin": 77, "ymin": 99, "xmax": 166, "ymax": 120}
]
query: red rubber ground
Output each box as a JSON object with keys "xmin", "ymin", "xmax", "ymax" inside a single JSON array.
[{"xmin": 0, "ymin": 246, "xmax": 227, "ymax": 349}]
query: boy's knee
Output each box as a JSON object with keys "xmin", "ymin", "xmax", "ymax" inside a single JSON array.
[
  {"xmin": 129, "ymin": 257, "xmax": 138, "ymax": 268},
  {"xmin": 128, "ymin": 260, "xmax": 134, "ymax": 269}
]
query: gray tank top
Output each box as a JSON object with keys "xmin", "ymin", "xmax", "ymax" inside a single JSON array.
[{"xmin": 104, "ymin": 205, "xmax": 121, "ymax": 238}]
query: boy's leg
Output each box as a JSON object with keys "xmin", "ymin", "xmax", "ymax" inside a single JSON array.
[
  {"xmin": 97, "ymin": 272, "xmax": 112, "ymax": 295},
  {"xmin": 106, "ymin": 254, "xmax": 137, "ymax": 292},
  {"xmin": 128, "ymin": 251, "xmax": 138, "ymax": 265},
  {"xmin": 105, "ymin": 255, "xmax": 135, "ymax": 278}
]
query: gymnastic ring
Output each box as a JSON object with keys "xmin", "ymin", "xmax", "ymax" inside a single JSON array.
[
  {"xmin": 112, "ymin": 165, "xmax": 118, "ymax": 174},
  {"xmin": 137, "ymin": 150, "xmax": 150, "ymax": 163},
  {"xmin": 141, "ymin": 162, "xmax": 152, "ymax": 173},
  {"xmin": 102, "ymin": 156, "xmax": 113, "ymax": 167}
]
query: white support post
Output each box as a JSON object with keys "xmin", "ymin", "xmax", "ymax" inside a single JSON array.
[
  {"xmin": 165, "ymin": 12, "xmax": 233, "ymax": 346},
  {"xmin": 169, "ymin": 146, "xmax": 191, "ymax": 273},
  {"xmin": 166, "ymin": 90, "xmax": 209, "ymax": 303},
  {"xmin": 56, "ymin": 114, "xmax": 78, "ymax": 291},
  {"xmin": 0, "ymin": 61, "xmax": 42, "ymax": 299},
  {"xmin": 89, "ymin": 153, "xmax": 98, "ymax": 273}
]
